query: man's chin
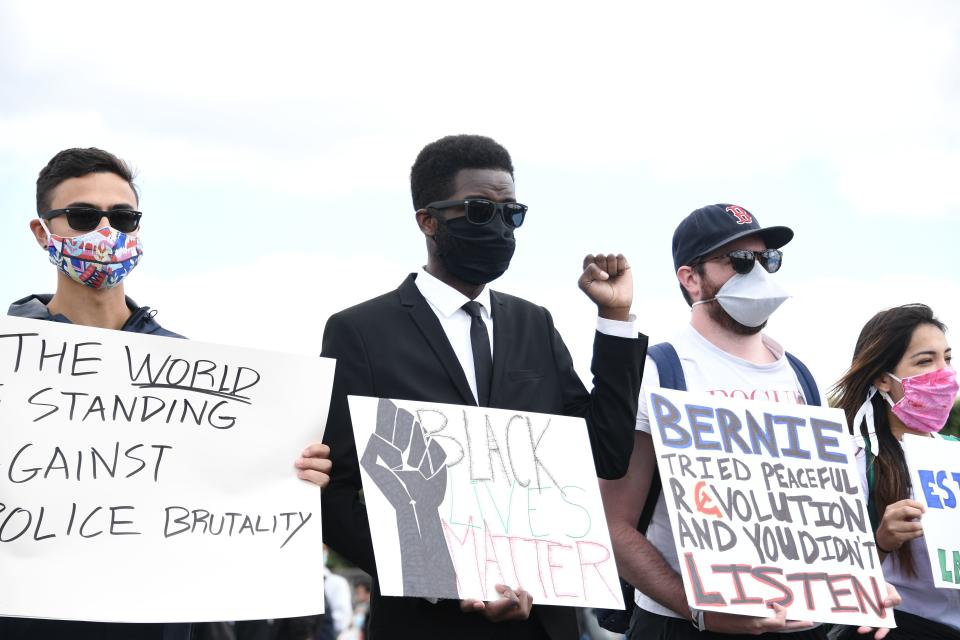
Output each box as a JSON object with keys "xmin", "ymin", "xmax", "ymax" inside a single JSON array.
[
  {"xmin": 707, "ymin": 303, "xmax": 765, "ymax": 335},
  {"xmin": 730, "ymin": 319, "xmax": 765, "ymax": 336}
]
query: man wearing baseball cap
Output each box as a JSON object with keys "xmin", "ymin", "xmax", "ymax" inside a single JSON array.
[{"xmin": 600, "ymin": 204, "xmax": 828, "ymax": 638}]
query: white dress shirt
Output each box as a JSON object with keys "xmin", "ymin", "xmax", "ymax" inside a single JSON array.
[{"xmin": 414, "ymin": 268, "xmax": 636, "ymax": 405}]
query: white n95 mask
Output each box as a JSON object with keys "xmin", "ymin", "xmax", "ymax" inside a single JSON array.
[{"xmin": 693, "ymin": 262, "xmax": 790, "ymax": 327}]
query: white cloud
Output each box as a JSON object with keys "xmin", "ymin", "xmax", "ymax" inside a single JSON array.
[
  {"xmin": 775, "ymin": 276, "xmax": 960, "ymax": 391},
  {"xmin": 132, "ymin": 252, "xmax": 410, "ymax": 353},
  {"xmin": 2, "ymin": 1, "xmax": 958, "ymax": 216}
]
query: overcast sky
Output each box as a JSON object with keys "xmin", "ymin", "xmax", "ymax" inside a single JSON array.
[{"xmin": 2, "ymin": 0, "xmax": 958, "ymax": 391}]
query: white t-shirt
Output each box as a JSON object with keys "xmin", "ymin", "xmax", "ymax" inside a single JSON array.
[
  {"xmin": 324, "ymin": 567, "xmax": 353, "ymax": 634},
  {"xmin": 634, "ymin": 324, "xmax": 813, "ymax": 618},
  {"xmin": 856, "ymin": 435, "xmax": 960, "ymax": 631}
]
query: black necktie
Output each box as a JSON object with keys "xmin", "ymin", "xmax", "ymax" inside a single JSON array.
[{"xmin": 462, "ymin": 301, "xmax": 492, "ymax": 407}]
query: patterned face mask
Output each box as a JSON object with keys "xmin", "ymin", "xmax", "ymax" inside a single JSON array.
[
  {"xmin": 881, "ymin": 367, "xmax": 959, "ymax": 433},
  {"xmin": 42, "ymin": 222, "xmax": 143, "ymax": 289}
]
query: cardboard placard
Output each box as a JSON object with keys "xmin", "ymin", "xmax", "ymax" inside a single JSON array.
[
  {"xmin": 901, "ymin": 433, "xmax": 960, "ymax": 589},
  {"xmin": 0, "ymin": 315, "xmax": 334, "ymax": 622},
  {"xmin": 646, "ymin": 388, "xmax": 892, "ymax": 628},
  {"xmin": 348, "ymin": 396, "xmax": 623, "ymax": 609}
]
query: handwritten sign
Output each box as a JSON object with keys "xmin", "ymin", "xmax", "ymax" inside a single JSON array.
[
  {"xmin": 0, "ymin": 315, "xmax": 334, "ymax": 622},
  {"xmin": 902, "ymin": 434, "xmax": 960, "ymax": 589},
  {"xmin": 347, "ymin": 396, "xmax": 623, "ymax": 609},
  {"xmin": 646, "ymin": 388, "xmax": 892, "ymax": 628}
]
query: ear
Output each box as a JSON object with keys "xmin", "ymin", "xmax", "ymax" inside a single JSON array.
[
  {"xmin": 677, "ymin": 266, "xmax": 701, "ymax": 302},
  {"xmin": 415, "ymin": 209, "xmax": 438, "ymax": 238},
  {"xmin": 873, "ymin": 372, "xmax": 894, "ymax": 393},
  {"xmin": 29, "ymin": 219, "xmax": 48, "ymax": 249}
]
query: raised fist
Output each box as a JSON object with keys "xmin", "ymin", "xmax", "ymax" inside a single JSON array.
[{"xmin": 360, "ymin": 398, "xmax": 458, "ymax": 597}]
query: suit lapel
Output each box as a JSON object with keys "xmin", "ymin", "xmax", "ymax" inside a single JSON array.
[
  {"xmin": 398, "ymin": 274, "xmax": 477, "ymax": 406},
  {"xmin": 488, "ymin": 289, "xmax": 513, "ymax": 407}
]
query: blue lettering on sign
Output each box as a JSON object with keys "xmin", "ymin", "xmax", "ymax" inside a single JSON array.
[
  {"xmin": 919, "ymin": 470, "xmax": 942, "ymax": 508},
  {"xmin": 649, "ymin": 396, "xmax": 859, "ymax": 466},
  {"xmin": 810, "ymin": 418, "xmax": 848, "ymax": 464},
  {"xmin": 918, "ymin": 470, "xmax": 960, "ymax": 510},
  {"xmin": 651, "ymin": 393, "xmax": 691, "ymax": 449},
  {"xmin": 769, "ymin": 414, "xmax": 811, "ymax": 460},
  {"xmin": 687, "ymin": 405, "xmax": 721, "ymax": 451}
]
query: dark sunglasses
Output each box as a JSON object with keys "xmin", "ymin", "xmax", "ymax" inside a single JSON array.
[
  {"xmin": 426, "ymin": 199, "xmax": 527, "ymax": 228},
  {"xmin": 699, "ymin": 248, "xmax": 783, "ymax": 274},
  {"xmin": 40, "ymin": 207, "xmax": 142, "ymax": 233}
]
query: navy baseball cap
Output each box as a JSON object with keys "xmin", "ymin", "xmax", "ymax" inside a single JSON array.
[{"xmin": 672, "ymin": 204, "xmax": 794, "ymax": 271}]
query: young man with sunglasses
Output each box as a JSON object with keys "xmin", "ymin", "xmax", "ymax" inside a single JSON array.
[
  {"xmin": 600, "ymin": 204, "xmax": 832, "ymax": 639},
  {"xmin": 10, "ymin": 148, "xmax": 178, "ymax": 336},
  {"xmin": 320, "ymin": 134, "xmax": 648, "ymax": 640},
  {"xmin": 3, "ymin": 147, "xmax": 333, "ymax": 640}
]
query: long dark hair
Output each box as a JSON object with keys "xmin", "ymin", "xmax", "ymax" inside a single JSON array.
[{"xmin": 831, "ymin": 303, "xmax": 947, "ymax": 577}]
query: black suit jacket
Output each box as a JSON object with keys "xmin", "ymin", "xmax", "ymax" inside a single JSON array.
[{"xmin": 321, "ymin": 274, "xmax": 647, "ymax": 640}]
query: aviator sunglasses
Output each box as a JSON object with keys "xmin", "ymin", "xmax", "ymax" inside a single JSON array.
[
  {"xmin": 40, "ymin": 207, "xmax": 142, "ymax": 233},
  {"xmin": 698, "ymin": 248, "xmax": 783, "ymax": 274},
  {"xmin": 426, "ymin": 198, "xmax": 527, "ymax": 228}
]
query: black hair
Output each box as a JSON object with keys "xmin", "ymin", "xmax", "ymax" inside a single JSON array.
[
  {"xmin": 410, "ymin": 134, "xmax": 514, "ymax": 211},
  {"xmin": 36, "ymin": 147, "xmax": 138, "ymax": 214}
]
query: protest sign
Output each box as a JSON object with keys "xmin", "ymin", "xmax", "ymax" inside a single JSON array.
[
  {"xmin": 901, "ymin": 433, "xmax": 960, "ymax": 589},
  {"xmin": 0, "ymin": 315, "xmax": 334, "ymax": 622},
  {"xmin": 646, "ymin": 388, "xmax": 892, "ymax": 628},
  {"xmin": 348, "ymin": 396, "xmax": 623, "ymax": 609}
]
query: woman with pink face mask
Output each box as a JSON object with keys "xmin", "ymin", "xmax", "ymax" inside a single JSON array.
[{"xmin": 832, "ymin": 304, "xmax": 960, "ymax": 639}]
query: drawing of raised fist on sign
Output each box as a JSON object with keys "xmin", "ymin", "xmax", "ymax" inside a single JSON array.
[{"xmin": 360, "ymin": 398, "xmax": 458, "ymax": 598}]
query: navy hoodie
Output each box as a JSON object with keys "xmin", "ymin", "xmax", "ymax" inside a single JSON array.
[
  {"xmin": 8, "ymin": 293, "xmax": 185, "ymax": 338},
  {"xmin": 2, "ymin": 293, "xmax": 191, "ymax": 640}
]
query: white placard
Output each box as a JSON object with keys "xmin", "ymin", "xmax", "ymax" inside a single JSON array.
[
  {"xmin": 0, "ymin": 315, "xmax": 334, "ymax": 622},
  {"xmin": 348, "ymin": 396, "xmax": 623, "ymax": 609},
  {"xmin": 901, "ymin": 433, "xmax": 960, "ymax": 589},
  {"xmin": 646, "ymin": 388, "xmax": 893, "ymax": 628}
]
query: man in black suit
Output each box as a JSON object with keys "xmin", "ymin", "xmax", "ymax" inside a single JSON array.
[{"xmin": 320, "ymin": 134, "xmax": 647, "ymax": 639}]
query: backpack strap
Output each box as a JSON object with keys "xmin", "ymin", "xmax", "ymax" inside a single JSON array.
[
  {"xmin": 594, "ymin": 343, "xmax": 685, "ymax": 631},
  {"xmin": 785, "ymin": 351, "xmax": 821, "ymax": 407},
  {"xmin": 638, "ymin": 343, "xmax": 687, "ymax": 533},
  {"xmin": 648, "ymin": 342, "xmax": 687, "ymax": 392}
]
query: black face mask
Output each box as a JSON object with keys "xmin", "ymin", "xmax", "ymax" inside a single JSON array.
[{"xmin": 433, "ymin": 214, "xmax": 516, "ymax": 285}]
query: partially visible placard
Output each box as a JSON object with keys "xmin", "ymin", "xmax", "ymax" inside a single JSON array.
[
  {"xmin": 348, "ymin": 396, "xmax": 623, "ymax": 609},
  {"xmin": 0, "ymin": 315, "xmax": 334, "ymax": 622},
  {"xmin": 646, "ymin": 388, "xmax": 892, "ymax": 628},
  {"xmin": 902, "ymin": 433, "xmax": 960, "ymax": 589}
]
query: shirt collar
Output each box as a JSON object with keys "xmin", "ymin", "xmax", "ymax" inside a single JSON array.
[
  {"xmin": 416, "ymin": 268, "xmax": 492, "ymax": 319},
  {"xmin": 684, "ymin": 323, "xmax": 786, "ymax": 367}
]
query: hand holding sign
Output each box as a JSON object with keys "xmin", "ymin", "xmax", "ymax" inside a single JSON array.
[
  {"xmin": 295, "ymin": 442, "xmax": 332, "ymax": 489},
  {"xmin": 875, "ymin": 499, "xmax": 925, "ymax": 554},
  {"xmin": 856, "ymin": 583, "xmax": 902, "ymax": 639},
  {"xmin": 703, "ymin": 603, "xmax": 812, "ymax": 635},
  {"xmin": 461, "ymin": 583, "xmax": 534, "ymax": 622},
  {"xmin": 360, "ymin": 398, "xmax": 457, "ymax": 598}
]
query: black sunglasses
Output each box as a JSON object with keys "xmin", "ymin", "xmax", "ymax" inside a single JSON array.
[
  {"xmin": 699, "ymin": 249, "xmax": 783, "ymax": 274},
  {"xmin": 426, "ymin": 199, "xmax": 527, "ymax": 228},
  {"xmin": 40, "ymin": 207, "xmax": 142, "ymax": 233}
]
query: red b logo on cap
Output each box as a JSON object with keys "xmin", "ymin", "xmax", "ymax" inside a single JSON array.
[{"xmin": 725, "ymin": 205, "xmax": 752, "ymax": 224}]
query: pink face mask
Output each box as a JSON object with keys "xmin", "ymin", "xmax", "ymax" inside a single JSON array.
[{"xmin": 880, "ymin": 366, "xmax": 959, "ymax": 433}]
